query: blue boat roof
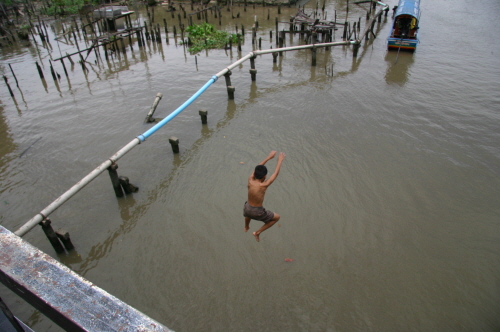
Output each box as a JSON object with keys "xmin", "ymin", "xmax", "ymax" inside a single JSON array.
[{"xmin": 395, "ymin": 0, "xmax": 420, "ymax": 19}]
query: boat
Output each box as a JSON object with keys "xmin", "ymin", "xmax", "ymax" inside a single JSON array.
[{"xmin": 387, "ymin": 0, "xmax": 420, "ymax": 51}]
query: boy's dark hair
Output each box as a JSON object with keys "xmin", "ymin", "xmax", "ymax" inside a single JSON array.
[{"xmin": 254, "ymin": 165, "xmax": 268, "ymax": 179}]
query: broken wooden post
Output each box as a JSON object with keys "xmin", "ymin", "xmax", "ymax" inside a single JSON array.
[
  {"xmin": 249, "ymin": 55, "xmax": 257, "ymax": 81},
  {"xmin": 199, "ymin": 109, "xmax": 208, "ymax": 124},
  {"xmin": 39, "ymin": 219, "xmax": 65, "ymax": 254},
  {"xmin": 224, "ymin": 71, "xmax": 235, "ymax": 99},
  {"xmin": 145, "ymin": 93, "xmax": 163, "ymax": 123},
  {"xmin": 275, "ymin": 17, "xmax": 279, "ymax": 46},
  {"xmin": 49, "ymin": 60, "xmax": 57, "ymax": 81},
  {"xmin": 119, "ymin": 176, "xmax": 138, "ymax": 194},
  {"xmin": 136, "ymin": 30, "xmax": 142, "ymax": 47},
  {"xmin": 60, "ymin": 58, "xmax": 69, "ymax": 77},
  {"xmin": 66, "ymin": 53, "xmax": 74, "ymax": 65},
  {"xmin": 169, "ymin": 136, "xmax": 180, "ymax": 154},
  {"xmin": 55, "ymin": 230, "xmax": 75, "ymax": 251},
  {"xmin": 272, "ymin": 52, "xmax": 278, "ymax": 63},
  {"xmin": 35, "ymin": 61, "xmax": 44, "ymax": 79},
  {"xmin": 107, "ymin": 163, "xmax": 124, "ymax": 197},
  {"xmin": 3, "ymin": 76, "xmax": 14, "ymax": 97},
  {"xmin": 353, "ymin": 42, "xmax": 360, "ymax": 57},
  {"xmin": 311, "ymin": 46, "xmax": 317, "ymax": 66},
  {"xmin": 8, "ymin": 64, "xmax": 19, "ymax": 88}
]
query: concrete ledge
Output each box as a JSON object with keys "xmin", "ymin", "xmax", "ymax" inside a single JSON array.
[{"xmin": 0, "ymin": 226, "xmax": 174, "ymax": 332}]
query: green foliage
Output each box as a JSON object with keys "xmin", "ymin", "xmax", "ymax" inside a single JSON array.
[
  {"xmin": 0, "ymin": 0, "xmax": 14, "ymax": 6},
  {"xmin": 184, "ymin": 23, "xmax": 239, "ymax": 54},
  {"xmin": 43, "ymin": 0, "xmax": 88, "ymax": 15}
]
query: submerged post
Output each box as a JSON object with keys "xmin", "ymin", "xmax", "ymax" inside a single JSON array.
[
  {"xmin": 169, "ymin": 136, "xmax": 180, "ymax": 154},
  {"xmin": 119, "ymin": 176, "xmax": 138, "ymax": 194},
  {"xmin": 199, "ymin": 109, "xmax": 208, "ymax": 124},
  {"xmin": 224, "ymin": 71, "xmax": 235, "ymax": 99},
  {"xmin": 311, "ymin": 46, "xmax": 317, "ymax": 66},
  {"xmin": 353, "ymin": 42, "xmax": 360, "ymax": 57},
  {"xmin": 272, "ymin": 51, "xmax": 278, "ymax": 63},
  {"xmin": 249, "ymin": 55, "xmax": 257, "ymax": 81},
  {"xmin": 39, "ymin": 219, "xmax": 65, "ymax": 254},
  {"xmin": 55, "ymin": 230, "xmax": 75, "ymax": 251},
  {"xmin": 3, "ymin": 76, "xmax": 14, "ymax": 97},
  {"xmin": 36, "ymin": 61, "xmax": 44, "ymax": 79},
  {"xmin": 107, "ymin": 163, "xmax": 124, "ymax": 197}
]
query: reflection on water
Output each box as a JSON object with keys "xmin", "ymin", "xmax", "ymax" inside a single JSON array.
[{"xmin": 384, "ymin": 51, "xmax": 415, "ymax": 86}]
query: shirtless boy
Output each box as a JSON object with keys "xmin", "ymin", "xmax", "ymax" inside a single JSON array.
[{"xmin": 243, "ymin": 151, "xmax": 286, "ymax": 242}]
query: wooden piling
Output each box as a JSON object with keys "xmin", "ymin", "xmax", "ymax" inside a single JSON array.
[
  {"xmin": 66, "ymin": 53, "xmax": 74, "ymax": 65},
  {"xmin": 199, "ymin": 109, "xmax": 208, "ymax": 124},
  {"xmin": 275, "ymin": 17, "xmax": 278, "ymax": 46},
  {"xmin": 119, "ymin": 176, "xmax": 138, "ymax": 194},
  {"xmin": 224, "ymin": 71, "xmax": 235, "ymax": 100},
  {"xmin": 55, "ymin": 230, "xmax": 75, "ymax": 251},
  {"xmin": 353, "ymin": 42, "xmax": 360, "ymax": 57},
  {"xmin": 35, "ymin": 61, "xmax": 44, "ymax": 79},
  {"xmin": 49, "ymin": 60, "xmax": 57, "ymax": 81},
  {"xmin": 3, "ymin": 76, "xmax": 14, "ymax": 97},
  {"xmin": 8, "ymin": 64, "xmax": 19, "ymax": 88},
  {"xmin": 249, "ymin": 55, "xmax": 257, "ymax": 81},
  {"xmin": 107, "ymin": 163, "xmax": 124, "ymax": 197},
  {"xmin": 60, "ymin": 58, "xmax": 68, "ymax": 77},
  {"xmin": 136, "ymin": 30, "xmax": 142, "ymax": 47},
  {"xmin": 169, "ymin": 137, "xmax": 180, "ymax": 154},
  {"xmin": 311, "ymin": 46, "xmax": 317, "ymax": 66},
  {"xmin": 39, "ymin": 219, "xmax": 65, "ymax": 254}
]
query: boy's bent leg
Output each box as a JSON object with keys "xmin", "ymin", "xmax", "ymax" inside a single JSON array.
[
  {"xmin": 244, "ymin": 217, "xmax": 251, "ymax": 232},
  {"xmin": 253, "ymin": 213, "xmax": 280, "ymax": 242}
]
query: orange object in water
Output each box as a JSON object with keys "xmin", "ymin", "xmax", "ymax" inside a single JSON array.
[{"xmin": 284, "ymin": 258, "xmax": 294, "ymax": 262}]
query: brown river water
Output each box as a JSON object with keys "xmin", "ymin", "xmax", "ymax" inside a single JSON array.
[{"xmin": 1, "ymin": 0, "xmax": 499, "ymax": 331}]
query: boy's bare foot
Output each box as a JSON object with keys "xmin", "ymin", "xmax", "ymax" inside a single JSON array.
[
  {"xmin": 244, "ymin": 226, "xmax": 249, "ymax": 232},
  {"xmin": 253, "ymin": 232, "xmax": 260, "ymax": 242}
]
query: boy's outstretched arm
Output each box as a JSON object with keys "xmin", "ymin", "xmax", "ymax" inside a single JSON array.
[
  {"xmin": 259, "ymin": 151, "xmax": 277, "ymax": 166},
  {"xmin": 263, "ymin": 152, "xmax": 286, "ymax": 187}
]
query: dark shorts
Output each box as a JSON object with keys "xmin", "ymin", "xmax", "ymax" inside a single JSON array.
[{"xmin": 243, "ymin": 201, "xmax": 275, "ymax": 223}]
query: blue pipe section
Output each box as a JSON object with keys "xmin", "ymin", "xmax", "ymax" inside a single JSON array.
[{"xmin": 137, "ymin": 75, "xmax": 218, "ymax": 142}]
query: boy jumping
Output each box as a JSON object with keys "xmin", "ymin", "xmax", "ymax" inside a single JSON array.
[{"xmin": 243, "ymin": 151, "xmax": 286, "ymax": 242}]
